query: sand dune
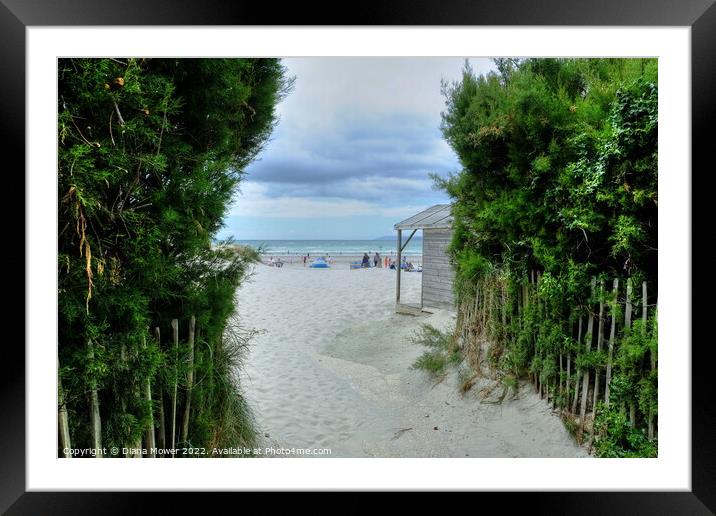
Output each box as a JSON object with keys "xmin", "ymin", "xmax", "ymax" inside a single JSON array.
[{"xmin": 235, "ymin": 261, "xmax": 588, "ymax": 458}]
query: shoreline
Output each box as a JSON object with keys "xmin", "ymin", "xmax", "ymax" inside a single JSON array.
[{"xmin": 259, "ymin": 253, "xmax": 424, "ymax": 268}]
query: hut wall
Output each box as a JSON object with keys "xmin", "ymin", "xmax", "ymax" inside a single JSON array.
[{"xmin": 421, "ymin": 228, "xmax": 455, "ymax": 310}]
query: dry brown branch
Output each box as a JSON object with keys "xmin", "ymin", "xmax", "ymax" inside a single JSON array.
[{"xmin": 70, "ymin": 117, "xmax": 101, "ymax": 147}]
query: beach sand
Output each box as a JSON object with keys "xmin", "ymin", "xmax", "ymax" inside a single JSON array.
[{"xmin": 235, "ymin": 259, "xmax": 588, "ymax": 458}]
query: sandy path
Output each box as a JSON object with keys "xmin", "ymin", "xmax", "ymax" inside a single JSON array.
[{"xmin": 236, "ymin": 261, "xmax": 588, "ymax": 458}]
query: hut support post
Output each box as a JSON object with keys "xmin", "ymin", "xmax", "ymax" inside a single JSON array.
[{"xmin": 396, "ymin": 229, "xmax": 402, "ymax": 307}]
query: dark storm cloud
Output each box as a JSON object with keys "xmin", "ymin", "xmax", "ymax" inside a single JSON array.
[{"xmin": 245, "ymin": 111, "xmax": 458, "ymax": 190}]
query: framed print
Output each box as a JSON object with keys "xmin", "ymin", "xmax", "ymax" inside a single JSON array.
[{"xmin": 6, "ymin": 0, "xmax": 714, "ymax": 513}]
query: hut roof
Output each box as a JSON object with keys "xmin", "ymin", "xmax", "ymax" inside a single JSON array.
[{"xmin": 394, "ymin": 204, "xmax": 453, "ymax": 230}]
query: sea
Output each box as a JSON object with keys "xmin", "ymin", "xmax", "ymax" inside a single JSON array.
[{"xmin": 234, "ymin": 239, "xmax": 423, "ymax": 256}]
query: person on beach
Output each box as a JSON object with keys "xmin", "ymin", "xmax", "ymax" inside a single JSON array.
[
  {"xmin": 362, "ymin": 252, "xmax": 370, "ymax": 268},
  {"xmin": 374, "ymin": 252, "xmax": 381, "ymax": 268},
  {"xmin": 303, "ymin": 255, "xmax": 307, "ymax": 267}
]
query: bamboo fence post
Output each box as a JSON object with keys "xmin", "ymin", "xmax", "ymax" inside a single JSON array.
[
  {"xmin": 560, "ymin": 311, "xmax": 568, "ymax": 405},
  {"xmin": 571, "ymin": 317, "xmax": 583, "ymax": 414},
  {"xmin": 128, "ymin": 341, "xmax": 143, "ymax": 458},
  {"xmin": 501, "ymin": 282, "xmax": 507, "ymax": 329},
  {"xmin": 624, "ymin": 278, "xmax": 636, "ymax": 426},
  {"xmin": 644, "ymin": 282, "xmax": 656, "ymax": 440},
  {"xmin": 58, "ymin": 356, "xmax": 72, "ymax": 457},
  {"xmin": 605, "ymin": 279, "xmax": 619, "ymax": 408},
  {"xmin": 535, "ymin": 271, "xmax": 542, "ymax": 397},
  {"xmin": 552, "ymin": 378, "xmax": 557, "ymax": 410},
  {"xmin": 643, "ymin": 281, "xmax": 651, "ymax": 370},
  {"xmin": 566, "ymin": 349, "xmax": 571, "ymax": 410},
  {"xmin": 87, "ymin": 339, "xmax": 103, "ymax": 457},
  {"xmin": 395, "ymin": 229, "xmax": 402, "ymax": 305},
  {"xmin": 625, "ymin": 278, "xmax": 633, "ymax": 331},
  {"xmin": 476, "ymin": 286, "xmax": 484, "ymax": 367},
  {"xmin": 155, "ymin": 327, "xmax": 166, "ymax": 453},
  {"xmin": 559, "ymin": 352, "xmax": 564, "ymax": 406},
  {"xmin": 537, "ymin": 271, "xmax": 549, "ymax": 402},
  {"xmin": 118, "ymin": 344, "xmax": 137, "ymax": 457},
  {"xmin": 579, "ymin": 277, "xmax": 596, "ymax": 425},
  {"xmin": 485, "ymin": 286, "xmax": 490, "ymax": 343},
  {"xmin": 592, "ymin": 279, "xmax": 605, "ymax": 416},
  {"xmin": 170, "ymin": 318, "xmax": 179, "ymax": 457},
  {"xmin": 526, "ymin": 279, "xmax": 534, "ymax": 387},
  {"xmin": 142, "ymin": 334, "xmax": 156, "ymax": 457},
  {"xmin": 180, "ymin": 315, "xmax": 196, "ymax": 447},
  {"xmin": 587, "ymin": 280, "xmax": 606, "ymax": 451},
  {"xmin": 517, "ymin": 282, "xmax": 522, "ymax": 318}
]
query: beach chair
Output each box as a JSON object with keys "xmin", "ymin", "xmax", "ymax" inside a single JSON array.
[{"xmin": 350, "ymin": 261, "xmax": 362, "ymax": 269}]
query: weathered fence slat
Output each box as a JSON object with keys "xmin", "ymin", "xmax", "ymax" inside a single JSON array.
[
  {"xmin": 170, "ymin": 319, "xmax": 179, "ymax": 457},
  {"xmin": 181, "ymin": 316, "xmax": 196, "ymax": 447},
  {"xmin": 625, "ymin": 278, "xmax": 636, "ymax": 426},
  {"xmin": 155, "ymin": 327, "xmax": 166, "ymax": 453},
  {"xmin": 571, "ymin": 317, "xmax": 583, "ymax": 414},
  {"xmin": 87, "ymin": 339, "xmax": 103, "ymax": 457},
  {"xmin": 605, "ymin": 279, "xmax": 619, "ymax": 408},
  {"xmin": 143, "ymin": 334, "xmax": 156, "ymax": 457},
  {"xmin": 644, "ymin": 282, "xmax": 656, "ymax": 441},
  {"xmin": 58, "ymin": 356, "xmax": 72, "ymax": 457},
  {"xmin": 579, "ymin": 277, "xmax": 596, "ymax": 425},
  {"xmin": 592, "ymin": 279, "xmax": 605, "ymax": 418}
]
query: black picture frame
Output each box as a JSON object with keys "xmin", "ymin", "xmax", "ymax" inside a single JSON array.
[{"xmin": 5, "ymin": 0, "xmax": 713, "ymax": 513}]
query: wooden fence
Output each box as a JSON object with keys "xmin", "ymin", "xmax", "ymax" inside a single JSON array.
[
  {"xmin": 455, "ymin": 272, "xmax": 657, "ymax": 447},
  {"xmin": 58, "ymin": 316, "xmax": 197, "ymax": 458}
]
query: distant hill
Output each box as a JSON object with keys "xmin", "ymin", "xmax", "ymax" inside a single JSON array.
[{"xmin": 374, "ymin": 235, "xmax": 422, "ymax": 241}]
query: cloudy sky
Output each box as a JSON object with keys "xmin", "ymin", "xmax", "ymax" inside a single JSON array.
[{"xmin": 218, "ymin": 57, "xmax": 496, "ymax": 240}]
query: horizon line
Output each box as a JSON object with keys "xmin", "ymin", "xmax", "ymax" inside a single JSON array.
[{"xmin": 220, "ymin": 237, "xmax": 424, "ymax": 241}]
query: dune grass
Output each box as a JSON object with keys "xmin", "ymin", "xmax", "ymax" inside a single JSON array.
[{"xmin": 411, "ymin": 324, "xmax": 463, "ymax": 379}]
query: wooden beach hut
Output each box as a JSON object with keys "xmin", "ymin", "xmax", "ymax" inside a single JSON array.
[{"xmin": 394, "ymin": 204, "xmax": 455, "ymax": 314}]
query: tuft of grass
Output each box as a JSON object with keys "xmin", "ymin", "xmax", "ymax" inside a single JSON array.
[
  {"xmin": 413, "ymin": 351, "xmax": 449, "ymax": 376},
  {"xmin": 412, "ymin": 323, "xmax": 453, "ymax": 349},
  {"xmin": 502, "ymin": 374, "xmax": 519, "ymax": 398},
  {"xmin": 199, "ymin": 314, "xmax": 260, "ymax": 455},
  {"xmin": 411, "ymin": 324, "xmax": 462, "ymax": 378},
  {"xmin": 562, "ymin": 413, "xmax": 579, "ymax": 440}
]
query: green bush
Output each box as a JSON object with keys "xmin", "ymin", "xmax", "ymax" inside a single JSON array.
[
  {"xmin": 439, "ymin": 58, "xmax": 657, "ymax": 457},
  {"xmin": 58, "ymin": 58, "xmax": 293, "ymax": 455}
]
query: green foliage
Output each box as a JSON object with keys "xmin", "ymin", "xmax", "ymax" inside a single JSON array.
[
  {"xmin": 610, "ymin": 316, "xmax": 658, "ymax": 424},
  {"xmin": 502, "ymin": 374, "xmax": 519, "ymax": 396},
  {"xmin": 411, "ymin": 324, "xmax": 462, "ymax": 378},
  {"xmin": 593, "ymin": 402, "xmax": 657, "ymax": 458},
  {"xmin": 441, "ymin": 58, "xmax": 656, "ymax": 282},
  {"xmin": 58, "ymin": 58, "xmax": 292, "ymax": 455},
  {"xmin": 440, "ymin": 58, "xmax": 657, "ymax": 457}
]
